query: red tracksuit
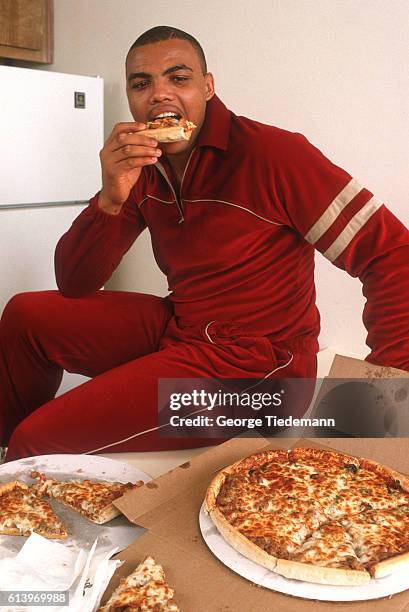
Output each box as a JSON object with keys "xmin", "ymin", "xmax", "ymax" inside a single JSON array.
[{"xmin": 1, "ymin": 95, "xmax": 409, "ymax": 459}]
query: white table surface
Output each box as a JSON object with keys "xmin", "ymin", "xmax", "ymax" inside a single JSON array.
[{"xmin": 98, "ymin": 348, "xmax": 363, "ymax": 478}]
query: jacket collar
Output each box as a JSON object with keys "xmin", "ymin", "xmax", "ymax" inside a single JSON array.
[{"xmin": 195, "ymin": 94, "xmax": 231, "ymax": 151}]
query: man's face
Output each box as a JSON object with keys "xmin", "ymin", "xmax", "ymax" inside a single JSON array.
[{"xmin": 126, "ymin": 39, "xmax": 214, "ymax": 156}]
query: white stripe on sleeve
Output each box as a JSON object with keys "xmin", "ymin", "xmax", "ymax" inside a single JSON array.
[
  {"xmin": 323, "ymin": 197, "xmax": 382, "ymax": 262},
  {"xmin": 304, "ymin": 178, "xmax": 363, "ymax": 244}
]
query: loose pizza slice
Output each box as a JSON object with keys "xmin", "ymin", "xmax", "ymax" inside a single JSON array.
[
  {"xmin": 209, "ymin": 450, "xmax": 314, "ymax": 513},
  {"xmin": 276, "ymin": 521, "xmax": 370, "ymax": 585},
  {"xmin": 215, "ymin": 472, "xmax": 265, "ymax": 513},
  {"xmin": 323, "ymin": 466, "xmax": 409, "ymax": 520},
  {"xmin": 31, "ymin": 471, "xmax": 144, "ymax": 524},
  {"xmin": 0, "ymin": 481, "xmax": 67, "ymax": 539},
  {"xmin": 364, "ymin": 504, "xmax": 409, "ymax": 531},
  {"xmin": 286, "ymin": 449, "xmax": 409, "ymax": 519},
  {"xmin": 98, "ymin": 556, "xmax": 180, "ymax": 612},
  {"xmin": 341, "ymin": 508, "xmax": 409, "ymax": 578},
  {"xmin": 214, "ymin": 504, "xmax": 328, "ymax": 568},
  {"xmin": 326, "ymin": 482, "xmax": 409, "ymax": 520}
]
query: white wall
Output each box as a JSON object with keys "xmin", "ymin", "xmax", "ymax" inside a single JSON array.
[
  {"xmin": 0, "ymin": 206, "xmax": 84, "ymax": 313},
  {"xmin": 44, "ymin": 0, "xmax": 409, "ymax": 357}
]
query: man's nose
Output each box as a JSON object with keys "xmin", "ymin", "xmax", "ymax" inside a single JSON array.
[{"xmin": 149, "ymin": 80, "xmax": 174, "ymax": 103}]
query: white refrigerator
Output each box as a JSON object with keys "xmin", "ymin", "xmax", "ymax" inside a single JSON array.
[
  {"xmin": 0, "ymin": 66, "xmax": 103, "ymax": 394},
  {"xmin": 0, "ymin": 66, "xmax": 104, "ymax": 311}
]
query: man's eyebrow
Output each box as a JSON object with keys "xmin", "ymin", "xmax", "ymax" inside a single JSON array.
[
  {"xmin": 163, "ymin": 64, "xmax": 193, "ymax": 75},
  {"xmin": 127, "ymin": 64, "xmax": 193, "ymax": 83},
  {"xmin": 127, "ymin": 71, "xmax": 150, "ymax": 83}
]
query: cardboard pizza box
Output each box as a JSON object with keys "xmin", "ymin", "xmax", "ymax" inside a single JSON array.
[
  {"xmin": 102, "ymin": 355, "xmax": 409, "ymax": 611},
  {"xmin": 328, "ymin": 354, "xmax": 409, "ymax": 379},
  {"xmin": 309, "ymin": 354, "xmax": 409, "ymax": 438},
  {"xmin": 103, "ymin": 438, "xmax": 409, "ymax": 610}
]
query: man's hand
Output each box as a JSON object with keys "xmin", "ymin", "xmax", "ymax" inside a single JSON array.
[{"xmin": 98, "ymin": 122, "xmax": 162, "ymax": 215}]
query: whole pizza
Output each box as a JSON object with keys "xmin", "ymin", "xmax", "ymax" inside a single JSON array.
[{"xmin": 204, "ymin": 447, "xmax": 409, "ymax": 585}]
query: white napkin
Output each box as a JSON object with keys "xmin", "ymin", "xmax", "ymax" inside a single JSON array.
[{"xmin": 0, "ymin": 533, "xmax": 122, "ymax": 611}]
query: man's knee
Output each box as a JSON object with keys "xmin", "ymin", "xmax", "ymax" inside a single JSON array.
[
  {"xmin": 1, "ymin": 291, "xmax": 60, "ymax": 337},
  {"xmin": 5, "ymin": 418, "xmax": 35, "ymax": 461}
]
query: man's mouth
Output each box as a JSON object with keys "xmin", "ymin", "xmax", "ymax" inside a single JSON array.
[{"xmin": 152, "ymin": 112, "xmax": 182, "ymax": 120}]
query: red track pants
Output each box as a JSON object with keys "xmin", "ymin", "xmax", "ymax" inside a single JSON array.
[{"xmin": 0, "ymin": 291, "xmax": 317, "ymax": 460}]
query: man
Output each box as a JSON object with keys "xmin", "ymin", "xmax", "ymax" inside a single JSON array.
[{"xmin": 1, "ymin": 26, "xmax": 408, "ymax": 460}]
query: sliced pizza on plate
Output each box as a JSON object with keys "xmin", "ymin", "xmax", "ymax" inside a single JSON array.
[
  {"xmin": 0, "ymin": 480, "xmax": 67, "ymax": 539},
  {"xmin": 98, "ymin": 556, "xmax": 180, "ymax": 611},
  {"xmin": 205, "ymin": 448, "xmax": 409, "ymax": 585},
  {"xmin": 31, "ymin": 470, "xmax": 144, "ymax": 524}
]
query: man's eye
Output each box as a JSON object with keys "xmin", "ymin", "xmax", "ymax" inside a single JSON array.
[
  {"xmin": 172, "ymin": 76, "xmax": 188, "ymax": 83},
  {"xmin": 132, "ymin": 81, "xmax": 149, "ymax": 90}
]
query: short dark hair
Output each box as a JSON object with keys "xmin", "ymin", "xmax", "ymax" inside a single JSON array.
[{"xmin": 127, "ymin": 26, "xmax": 207, "ymax": 74}]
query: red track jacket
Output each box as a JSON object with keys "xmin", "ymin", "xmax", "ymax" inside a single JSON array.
[{"xmin": 55, "ymin": 95, "xmax": 409, "ymax": 371}]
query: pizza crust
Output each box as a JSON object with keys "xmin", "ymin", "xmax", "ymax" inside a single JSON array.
[
  {"xmin": 234, "ymin": 449, "xmax": 289, "ymax": 472},
  {"xmin": 358, "ymin": 457, "xmax": 409, "ymax": 492},
  {"xmin": 289, "ymin": 447, "xmax": 358, "ymax": 468},
  {"xmin": 209, "ymin": 507, "xmax": 278, "ymax": 572},
  {"xmin": 371, "ymin": 551, "xmax": 409, "ymax": 579},
  {"xmin": 88, "ymin": 504, "xmax": 120, "ymax": 525},
  {"xmin": 205, "ymin": 467, "xmax": 234, "ymax": 513},
  {"xmin": 51, "ymin": 495, "xmax": 120, "ymax": 524},
  {"xmin": 204, "ymin": 449, "xmax": 289, "ymax": 513},
  {"xmin": 137, "ymin": 126, "xmax": 193, "ymax": 142},
  {"xmin": 275, "ymin": 559, "xmax": 370, "ymax": 586}
]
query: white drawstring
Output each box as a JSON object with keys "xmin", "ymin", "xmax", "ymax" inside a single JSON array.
[
  {"xmin": 204, "ymin": 321, "xmax": 216, "ymax": 344},
  {"xmin": 84, "ymin": 351, "xmax": 294, "ymax": 455},
  {"xmin": 242, "ymin": 351, "xmax": 294, "ymax": 393},
  {"xmin": 84, "ymin": 403, "xmax": 214, "ymax": 455}
]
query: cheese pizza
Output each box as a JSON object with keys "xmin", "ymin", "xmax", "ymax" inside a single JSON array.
[
  {"xmin": 31, "ymin": 471, "xmax": 144, "ymax": 524},
  {"xmin": 98, "ymin": 556, "xmax": 180, "ymax": 611},
  {"xmin": 0, "ymin": 480, "xmax": 68, "ymax": 539},
  {"xmin": 205, "ymin": 448, "xmax": 409, "ymax": 585}
]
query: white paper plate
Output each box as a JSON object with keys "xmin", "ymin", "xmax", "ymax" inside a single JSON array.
[
  {"xmin": 0, "ymin": 454, "xmax": 151, "ymax": 557},
  {"xmin": 199, "ymin": 503, "xmax": 409, "ymax": 601}
]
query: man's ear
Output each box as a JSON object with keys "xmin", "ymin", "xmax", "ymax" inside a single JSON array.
[{"xmin": 204, "ymin": 73, "xmax": 215, "ymax": 101}]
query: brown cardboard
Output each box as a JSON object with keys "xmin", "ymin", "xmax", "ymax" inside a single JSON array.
[
  {"xmin": 116, "ymin": 434, "xmax": 272, "ymax": 525},
  {"xmin": 328, "ymin": 355, "xmax": 409, "ymax": 379},
  {"xmin": 102, "ymin": 357, "xmax": 409, "ymax": 610},
  {"xmin": 309, "ymin": 354, "xmax": 409, "ymax": 438}
]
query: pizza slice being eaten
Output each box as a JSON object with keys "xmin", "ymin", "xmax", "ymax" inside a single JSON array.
[
  {"xmin": 31, "ymin": 471, "xmax": 144, "ymax": 524},
  {"xmin": 98, "ymin": 556, "xmax": 180, "ymax": 612},
  {"xmin": 0, "ymin": 480, "xmax": 67, "ymax": 539}
]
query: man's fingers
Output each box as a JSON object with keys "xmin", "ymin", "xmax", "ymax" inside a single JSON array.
[
  {"xmin": 104, "ymin": 121, "xmax": 147, "ymax": 147},
  {"xmin": 114, "ymin": 132, "xmax": 158, "ymax": 150},
  {"xmin": 111, "ymin": 145, "xmax": 162, "ymax": 163},
  {"xmin": 112, "ymin": 121, "xmax": 147, "ymax": 133},
  {"xmin": 121, "ymin": 156, "xmax": 159, "ymax": 169},
  {"xmin": 103, "ymin": 152, "xmax": 161, "ymax": 176}
]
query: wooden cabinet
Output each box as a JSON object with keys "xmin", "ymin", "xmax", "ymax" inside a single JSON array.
[{"xmin": 0, "ymin": 0, "xmax": 53, "ymax": 64}]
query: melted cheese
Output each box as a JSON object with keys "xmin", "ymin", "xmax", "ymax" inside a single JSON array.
[
  {"xmin": 35, "ymin": 476, "xmax": 138, "ymax": 520},
  {"xmin": 290, "ymin": 522, "xmax": 364, "ymax": 569},
  {"xmin": 101, "ymin": 556, "xmax": 179, "ymax": 612},
  {"xmin": 341, "ymin": 514, "xmax": 409, "ymax": 565},
  {"xmin": 0, "ymin": 486, "xmax": 66, "ymax": 537},
  {"xmin": 215, "ymin": 451, "xmax": 409, "ymax": 576}
]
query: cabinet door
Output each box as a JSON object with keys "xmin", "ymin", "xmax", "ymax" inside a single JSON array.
[{"xmin": 0, "ymin": 0, "xmax": 53, "ymax": 63}]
